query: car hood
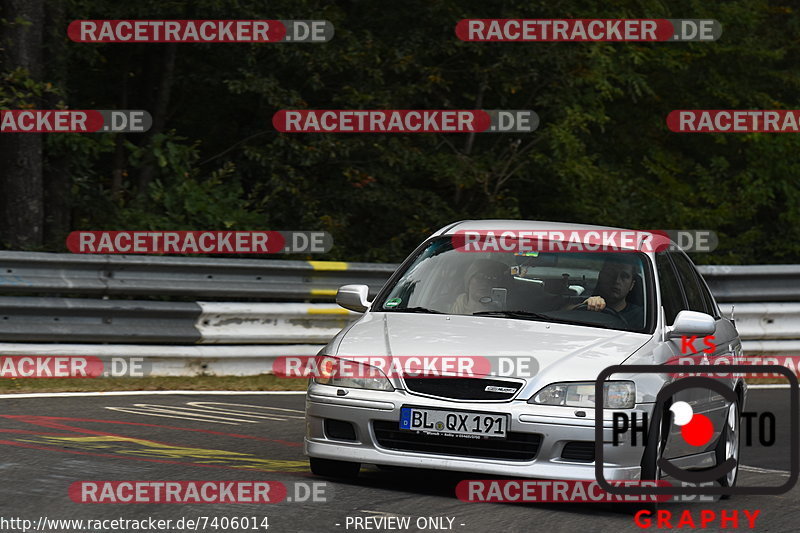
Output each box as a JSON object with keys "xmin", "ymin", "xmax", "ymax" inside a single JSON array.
[{"xmin": 333, "ymin": 312, "xmax": 651, "ymax": 386}]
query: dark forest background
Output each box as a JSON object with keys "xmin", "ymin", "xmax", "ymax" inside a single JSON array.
[{"xmin": 1, "ymin": 0, "xmax": 799, "ymax": 264}]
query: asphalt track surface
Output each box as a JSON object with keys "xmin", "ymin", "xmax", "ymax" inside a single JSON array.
[{"xmin": 0, "ymin": 389, "xmax": 796, "ymax": 533}]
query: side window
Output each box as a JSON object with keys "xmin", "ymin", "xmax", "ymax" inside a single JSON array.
[
  {"xmin": 656, "ymin": 252, "xmax": 684, "ymax": 325},
  {"xmin": 670, "ymin": 252, "xmax": 708, "ymax": 314},
  {"xmin": 697, "ymin": 276, "xmax": 719, "ymax": 318}
]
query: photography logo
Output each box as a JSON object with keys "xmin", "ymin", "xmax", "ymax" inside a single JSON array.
[{"xmin": 595, "ymin": 365, "xmax": 798, "ymax": 496}]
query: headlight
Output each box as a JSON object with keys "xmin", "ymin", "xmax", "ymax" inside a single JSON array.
[
  {"xmin": 313, "ymin": 356, "xmax": 394, "ymax": 391},
  {"xmin": 529, "ymin": 381, "xmax": 635, "ymax": 408}
]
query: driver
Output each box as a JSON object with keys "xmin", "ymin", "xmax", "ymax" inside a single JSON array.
[
  {"xmin": 574, "ymin": 255, "xmax": 644, "ymax": 327},
  {"xmin": 450, "ymin": 259, "xmax": 510, "ymax": 315}
]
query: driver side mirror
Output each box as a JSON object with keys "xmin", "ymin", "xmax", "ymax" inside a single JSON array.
[
  {"xmin": 665, "ymin": 310, "xmax": 715, "ymax": 339},
  {"xmin": 336, "ymin": 284, "xmax": 371, "ymax": 313}
]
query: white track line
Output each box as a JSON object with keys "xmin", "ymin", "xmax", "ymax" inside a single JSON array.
[
  {"xmin": 739, "ymin": 465, "xmax": 792, "ymax": 476},
  {"xmin": 0, "ymin": 390, "xmax": 307, "ymax": 399}
]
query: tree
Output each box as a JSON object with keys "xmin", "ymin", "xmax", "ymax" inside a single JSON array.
[
  {"xmin": 0, "ymin": 0, "xmax": 45, "ymax": 248},
  {"xmin": 2, "ymin": 0, "xmax": 800, "ymax": 264}
]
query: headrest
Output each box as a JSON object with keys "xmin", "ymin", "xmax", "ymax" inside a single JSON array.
[{"xmin": 627, "ymin": 274, "xmax": 644, "ymax": 306}]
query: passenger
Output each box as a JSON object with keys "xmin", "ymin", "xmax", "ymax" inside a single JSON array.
[{"xmin": 450, "ymin": 259, "xmax": 510, "ymax": 315}]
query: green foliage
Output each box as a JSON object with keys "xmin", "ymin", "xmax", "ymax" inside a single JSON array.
[
  {"xmin": 5, "ymin": 0, "xmax": 800, "ymax": 263},
  {"xmin": 0, "ymin": 68, "xmax": 61, "ymax": 107}
]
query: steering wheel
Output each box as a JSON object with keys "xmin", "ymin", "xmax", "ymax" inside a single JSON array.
[{"xmin": 573, "ymin": 302, "xmax": 630, "ymax": 328}]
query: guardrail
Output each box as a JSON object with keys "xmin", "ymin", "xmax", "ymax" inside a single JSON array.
[
  {"xmin": 0, "ymin": 250, "xmax": 395, "ymax": 300},
  {"xmin": 697, "ymin": 265, "xmax": 800, "ymax": 302},
  {"xmin": 2, "ymin": 251, "xmax": 799, "ymax": 303},
  {"xmin": 732, "ymin": 303, "xmax": 800, "ymax": 340},
  {"xmin": 0, "ymin": 251, "xmax": 798, "ymax": 375},
  {"xmin": 1, "ymin": 297, "xmax": 793, "ymax": 346},
  {"xmin": 0, "ymin": 296, "xmax": 202, "ymax": 343},
  {"xmin": 0, "ymin": 298, "xmax": 358, "ymax": 344},
  {"xmin": 196, "ymin": 303, "xmax": 358, "ymax": 344}
]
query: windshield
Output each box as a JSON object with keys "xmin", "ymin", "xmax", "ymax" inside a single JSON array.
[{"xmin": 375, "ymin": 236, "xmax": 653, "ymax": 333}]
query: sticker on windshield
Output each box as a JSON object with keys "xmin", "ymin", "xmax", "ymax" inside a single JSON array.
[{"xmin": 384, "ymin": 297, "xmax": 402, "ymax": 308}]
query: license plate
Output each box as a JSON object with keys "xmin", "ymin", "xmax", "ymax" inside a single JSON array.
[{"xmin": 399, "ymin": 407, "xmax": 507, "ymax": 438}]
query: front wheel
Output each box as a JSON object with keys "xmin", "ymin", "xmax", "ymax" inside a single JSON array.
[
  {"xmin": 636, "ymin": 406, "xmax": 671, "ymax": 511},
  {"xmin": 309, "ymin": 457, "xmax": 360, "ymax": 479},
  {"xmin": 641, "ymin": 406, "xmax": 670, "ymax": 482},
  {"xmin": 716, "ymin": 399, "xmax": 741, "ymax": 499}
]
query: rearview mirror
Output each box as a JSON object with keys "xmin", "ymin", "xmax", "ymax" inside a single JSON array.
[
  {"xmin": 665, "ymin": 310, "xmax": 715, "ymax": 339},
  {"xmin": 336, "ymin": 284, "xmax": 370, "ymax": 313}
]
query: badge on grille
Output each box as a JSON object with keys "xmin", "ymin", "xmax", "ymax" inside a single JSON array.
[{"xmin": 484, "ymin": 386, "xmax": 516, "ymax": 393}]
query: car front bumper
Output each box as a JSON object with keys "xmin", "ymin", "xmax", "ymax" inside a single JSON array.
[{"xmin": 305, "ymin": 382, "xmax": 655, "ymax": 481}]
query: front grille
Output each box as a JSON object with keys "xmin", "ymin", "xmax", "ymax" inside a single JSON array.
[
  {"xmin": 561, "ymin": 441, "xmax": 595, "ymax": 462},
  {"xmin": 403, "ymin": 377, "xmax": 523, "ymax": 401},
  {"xmin": 373, "ymin": 420, "xmax": 541, "ymax": 461}
]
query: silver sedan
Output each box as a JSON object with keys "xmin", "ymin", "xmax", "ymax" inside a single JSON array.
[{"xmin": 304, "ymin": 221, "xmax": 744, "ymax": 494}]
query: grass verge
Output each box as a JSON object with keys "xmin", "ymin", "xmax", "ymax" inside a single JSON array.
[
  {"xmin": 0, "ymin": 374, "xmax": 309, "ymax": 394},
  {"xmin": 0, "ymin": 375, "xmax": 793, "ymax": 395}
]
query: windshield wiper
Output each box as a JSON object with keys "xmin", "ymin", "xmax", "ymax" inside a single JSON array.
[
  {"xmin": 472, "ymin": 310, "xmax": 617, "ymax": 330},
  {"xmin": 472, "ymin": 310, "xmax": 555, "ymax": 321},
  {"xmin": 548, "ymin": 317, "xmax": 617, "ymax": 330},
  {"xmin": 385, "ymin": 306, "xmax": 443, "ymax": 314}
]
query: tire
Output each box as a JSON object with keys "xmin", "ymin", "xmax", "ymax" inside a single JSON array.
[
  {"xmin": 641, "ymin": 406, "xmax": 670, "ymax": 482},
  {"xmin": 637, "ymin": 406, "xmax": 671, "ymax": 511},
  {"xmin": 309, "ymin": 457, "xmax": 360, "ymax": 479},
  {"xmin": 716, "ymin": 399, "xmax": 741, "ymax": 500}
]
